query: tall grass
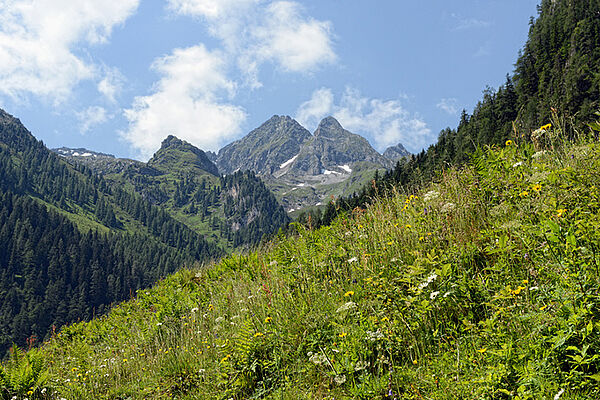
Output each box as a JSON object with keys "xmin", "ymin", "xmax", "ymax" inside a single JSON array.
[{"xmin": 3, "ymin": 122, "xmax": 600, "ymax": 399}]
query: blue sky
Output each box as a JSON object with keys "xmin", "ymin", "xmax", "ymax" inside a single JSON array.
[{"xmin": 0, "ymin": 0, "xmax": 539, "ymax": 160}]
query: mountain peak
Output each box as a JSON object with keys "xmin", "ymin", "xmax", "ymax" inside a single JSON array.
[
  {"xmin": 383, "ymin": 143, "xmax": 411, "ymax": 163},
  {"xmin": 316, "ymin": 116, "xmax": 342, "ymax": 132},
  {"xmin": 161, "ymin": 134, "xmax": 183, "ymax": 148},
  {"xmin": 149, "ymin": 135, "xmax": 219, "ymax": 176},
  {"xmin": 216, "ymin": 115, "xmax": 312, "ymax": 175}
]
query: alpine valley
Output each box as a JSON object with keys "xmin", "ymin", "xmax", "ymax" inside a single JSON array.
[{"xmin": 55, "ymin": 115, "xmax": 410, "ymax": 216}]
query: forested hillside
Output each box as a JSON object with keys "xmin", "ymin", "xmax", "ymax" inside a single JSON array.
[
  {"xmin": 0, "ymin": 110, "xmax": 223, "ymax": 353},
  {"xmin": 59, "ymin": 135, "xmax": 290, "ymax": 249},
  {"xmin": 311, "ymin": 0, "xmax": 600, "ymax": 227}
]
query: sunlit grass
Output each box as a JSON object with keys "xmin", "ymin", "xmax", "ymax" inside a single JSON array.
[{"xmin": 3, "ymin": 122, "xmax": 600, "ymax": 399}]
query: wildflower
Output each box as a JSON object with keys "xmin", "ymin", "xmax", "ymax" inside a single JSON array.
[
  {"xmin": 505, "ymin": 139, "xmax": 513, "ymax": 146},
  {"xmin": 512, "ymin": 161, "xmax": 523, "ymax": 168},
  {"xmin": 208, "ymin": 304, "xmax": 214, "ymax": 311},
  {"xmin": 191, "ymin": 307, "xmax": 199, "ymax": 313},
  {"xmin": 336, "ymin": 301, "xmax": 357, "ymax": 313},
  {"xmin": 405, "ymin": 224, "xmax": 411, "ymax": 229},
  {"xmin": 344, "ymin": 291, "xmax": 354, "ymax": 297},
  {"xmin": 254, "ymin": 332, "xmax": 263, "ymax": 337},
  {"xmin": 556, "ymin": 209, "xmax": 566, "ymax": 218},
  {"xmin": 477, "ymin": 348, "xmax": 487, "ymax": 353},
  {"xmin": 347, "ymin": 257, "xmax": 357, "ymax": 263},
  {"xmin": 264, "ymin": 317, "xmax": 272, "ymax": 323},
  {"xmin": 540, "ymin": 123, "xmax": 552, "ymax": 131},
  {"xmin": 554, "ymin": 388, "xmax": 564, "ymax": 400},
  {"xmin": 519, "ymin": 191, "xmax": 529, "ymax": 197},
  {"xmin": 334, "ymin": 374, "xmax": 347, "ymax": 385},
  {"xmin": 424, "ymin": 190, "xmax": 440, "ymax": 202},
  {"xmin": 441, "ymin": 202, "xmax": 455, "ymax": 213},
  {"xmin": 418, "ymin": 272, "xmax": 438, "ymax": 290},
  {"xmin": 338, "ymin": 332, "xmax": 347, "ymax": 338},
  {"xmin": 412, "ymin": 359, "xmax": 418, "ymax": 365},
  {"xmin": 532, "ymin": 184, "xmax": 541, "ymax": 192},
  {"xmin": 430, "ymin": 291, "xmax": 440, "ymax": 300}
]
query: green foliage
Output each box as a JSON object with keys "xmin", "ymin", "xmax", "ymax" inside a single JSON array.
[
  {"xmin": 9, "ymin": 121, "xmax": 600, "ymax": 398},
  {"xmin": 0, "ymin": 347, "xmax": 50, "ymax": 399}
]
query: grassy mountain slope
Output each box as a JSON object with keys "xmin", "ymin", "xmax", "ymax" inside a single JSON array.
[
  {"xmin": 7, "ymin": 124, "xmax": 600, "ymax": 399},
  {"xmin": 314, "ymin": 0, "xmax": 600, "ymax": 227}
]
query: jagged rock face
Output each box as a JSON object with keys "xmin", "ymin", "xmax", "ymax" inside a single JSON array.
[
  {"xmin": 217, "ymin": 115, "xmax": 312, "ymax": 175},
  {"xmin": 383, "ymin": 143, "xmax": 411, "ymax": 163},
  {"xmin": 148, "ymin": 135, "xmax": 219, "ymax": 176},
  {"xmin": 290, "ymin": 116, "xmax": 392, "ymax": 175}
]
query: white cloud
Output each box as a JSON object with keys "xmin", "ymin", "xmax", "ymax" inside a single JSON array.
[
  {"xmin": 437, "ymin": 98, "xmax": 459, "ymax": 115},
  {"xmin": 166, "ymin": 0, "xmax": 336, "ymax": 88},
  {"xmin": 296, "ymin": 87, "xmax": 334, "ymax": 130},
  {"xmin": 122, "ymin": 45, "xmax": 247, "ymax": 160},
  {"xmin": 450, "ymin": 13, "xmax": 491, "ymax": 31},
  {"xmin": 0, "ymin": 0, "xmax": 139, "ymax": 103},
  {"xmin": 76, "ymin": 106, "xmax": 109, "ymax": 134},
  {"xmin": 296, "ymin": 87, "xmax": 432, "ymax": 152},
  {"xmin": 252, "ymin": 2, "xmax": 336, "ymax": 73},
  {"xmin": 167, "ymin": 0, "xmax": 259, "ymax": 20},
  {"xmin": 98, "ymin": 67, "xmax": 125, "ymax": 103}
]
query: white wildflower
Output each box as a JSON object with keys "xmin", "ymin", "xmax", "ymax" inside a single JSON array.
[
  {"xmin": 309, "ymin": 352, "xmax": 327, "ymax": 365},
  {"xmin": 418, "ymin": 272, "xmax": 438, "ymax": 290},
  {"xmin": 366, "ymin": 330, "xmax": 384, "ymax": 341},
  {"xmin": 334, "ymin": 374, "xmax": 347, "ymax": 385},
  {"xmin": 532, "ymin": 150, "xmax": 548, "ymax": 159},
  {"xmin": 191, "ymin": 307, "xmax": 199, "ymax": 313},
  {"xmin": 441, "ymin": 202, "xmax": 455, "ymax": 213},
  {"xmin": 424, "ymin": 190, "xmax": 440, "ymax": 202},
  {"xmin": 529, "ymin": 286, "xmax": 539, "ymax": 291},
  {"xmin": 512, "ymin": 161, "xmax": 523, "ymax": 167},
  {"xmin": 430, "ymin": 291, "xmax": 440, "ymax": 300},
  {"xmin": 354, "ymin": 360, "xmax": 369, "ymax": 371},
  {"xmin": 554, "ymin": 388, "xmax": 564, "ymax": 400},
  {"xmin": 336, "ymin": 301, "xmax": 357, "ymax": 313},
  {"xmin": 348, "ymin": 257, "xmax": 358, "ymax": 263}
]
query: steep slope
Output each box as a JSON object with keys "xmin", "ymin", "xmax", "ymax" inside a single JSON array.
[
  {"xmin": 383, "ymin": 142, "xmax": 410, "ymax": 163},
  {"xmin": 58, "ymin": 135, "xmax": 290, "ymax": 249},
  {"xmin": 290, "ymin": 116, "xmax": 392, "ymax": 175},
  {"xmin": 317, "ymin": 0, "xmax": 600, "ymax": 227},
  {"xmin": 13, "ymin": 129, "xmax": 600, "ymax": 399},
  {"xmin": 148, "ymin": 135, "xmax": 219, "ymax": 176},
  {"xmin": 217, "ymin": 115, "xmax": 312, "ymax": 175},
  {"xmin": 0, "ymin": 109, "xmax": 224, "ymax": 353},
  {"xmin": 217, "ymin": 115, "xmax": 396, "ymax": 214}
]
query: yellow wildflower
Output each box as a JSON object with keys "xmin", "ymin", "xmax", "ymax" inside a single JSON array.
[
  {"xmin": 540, "ymin": 123, "xmax": 552, "ymax": 131},
  {"xmin": 344, "ymin": 291, "xmax": 354, "ymax": 297},
  {"xmin": 254, "ymin": 332, "xmax": 263, "ymax": 337},
  {"xmin": 477, "ymin": 348, "xmax": 488, "ymax": 353},
  {"xmin": 505, "ymin": 139, "xmax": 513, "ymax": 146},
  {"xmin": 519, "ymin": 191, "xmax": 529, "ymax": 197},
  {"xmin": 338, "ymin": 332, "xmax": 347, "ymax": 338},
  {"xmin": 264, "ymin": 317, "xmax": 272, "ymax": 323},
  {"xmin": 532, "ymin": 184, "xmax": 541, "ymax": 192}
]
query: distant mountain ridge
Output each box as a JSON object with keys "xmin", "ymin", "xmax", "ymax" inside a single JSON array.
[
  {"xmin": 54, "ymin": 135, "xmax": 290, "ymax": 249},
  {"xmin": 214, "ymin": 114, "xmax": 408, "ymax": 212}
]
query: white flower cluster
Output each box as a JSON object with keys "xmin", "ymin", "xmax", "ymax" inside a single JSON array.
[
  {"xmin": 366, "ymin": 329, "xmax": 384, "ymax": 341},
  {"xmin": 418, "ymin": 272, "xmax": 438, "ymax": 290},
  {"xmin": 336, "ymin": 301, "xmax": 357, "ymax": 313},
  {"xmin": 424, "ymin": 190, "xmax": 440, "ymax": 202}
]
